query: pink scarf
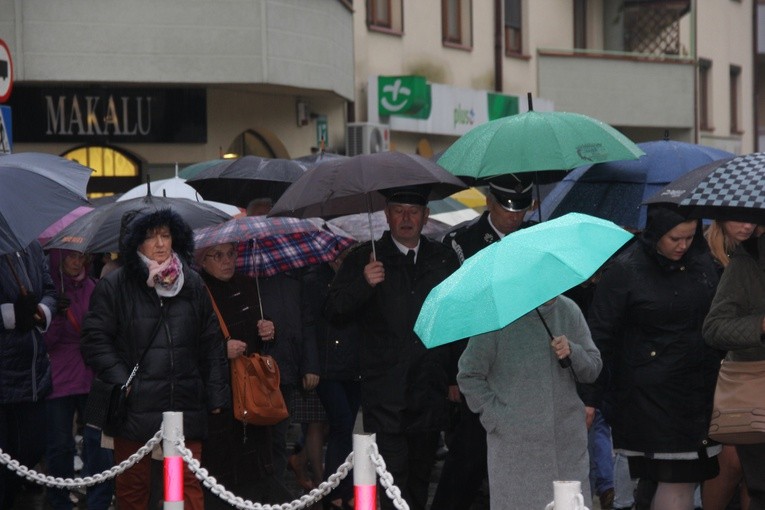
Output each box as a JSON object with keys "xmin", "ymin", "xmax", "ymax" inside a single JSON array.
[{"xmin": 138, "ymin": 251, "xmax": 184, "ymax": 297}]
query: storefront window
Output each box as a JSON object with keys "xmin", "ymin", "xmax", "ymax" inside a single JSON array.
[{"xmin": 62, "ymin": 145, "xmax": 141, "ymax": 198}]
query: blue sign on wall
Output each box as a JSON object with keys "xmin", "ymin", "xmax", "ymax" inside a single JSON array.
[{"xmin": 0, "ymin": 105, "xmax": 11, "ymax": 154}]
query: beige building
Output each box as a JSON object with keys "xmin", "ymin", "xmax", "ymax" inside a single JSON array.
[
  {"xmin": 0, "ymin": 0, "xmax": 758, "ymax": 195},
  {"xmin": 354, "ymin": 0, "xmax": 755, "ymax": 156}
]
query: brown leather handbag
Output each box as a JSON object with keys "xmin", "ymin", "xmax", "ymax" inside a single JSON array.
[
  {"xmin": 708, "ymin": 359, "xmax": 765, "ymax": 444},
  {"xmin": 207, "ymin": 287, "xmax": 289, "ymax": 426}
]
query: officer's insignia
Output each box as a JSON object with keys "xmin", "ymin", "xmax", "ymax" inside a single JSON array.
[{"xmin": 483, "ymin": 233, "xmax": 495, "ymax": 243}]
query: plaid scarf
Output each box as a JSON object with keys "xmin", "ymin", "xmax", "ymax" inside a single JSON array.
[{"xmin": 138, "ymin": 251, "xmax": 185, "ymax": 297}]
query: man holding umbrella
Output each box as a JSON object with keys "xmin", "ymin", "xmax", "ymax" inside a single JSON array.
[
  {"xmin": 433, "ymin": 174, "xmax": 535, "ymax": 510},
  {"xmin": 325, "ymin": 185, "xmax": 459, "ymax": 510}
]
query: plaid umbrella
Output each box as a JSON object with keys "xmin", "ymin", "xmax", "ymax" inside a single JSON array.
[{"xmin": 193, "ymin": 216, "xmax": 356, "ymax": 278}]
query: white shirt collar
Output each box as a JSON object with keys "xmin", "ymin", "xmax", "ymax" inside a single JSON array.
[
  {"xmin": 390, "ymin": 236, "xmax": 420, "ymax": 263},
  {"xmin": 487, "ymin": 214, "xmax": 506, "ymax": 240}
]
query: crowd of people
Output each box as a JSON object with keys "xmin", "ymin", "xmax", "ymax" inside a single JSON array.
[{"xmin": 1, "ymin": 169, "xmax": 764, "ymax": 510}]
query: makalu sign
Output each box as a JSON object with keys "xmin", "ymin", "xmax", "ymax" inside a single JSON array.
[{"xmin": 367, "ymin": 75, "xmax": 554, "ymax": 136}]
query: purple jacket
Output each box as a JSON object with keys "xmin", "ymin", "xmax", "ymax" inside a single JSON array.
[{"xmin": 43, "ymin": 249, "xmax": 96, "ymax": 399}]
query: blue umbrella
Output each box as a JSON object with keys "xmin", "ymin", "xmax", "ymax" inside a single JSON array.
[
  {"xmin": 527, "ymin": 140, "xmax": 734, "ymax": 229},
  {"xmin": 0, "ymin": 153, "xmax": 92, "ymax": 255},
  {"xmin": 414, "ymin": 213, "xmax": 633, "ymax": 348}
]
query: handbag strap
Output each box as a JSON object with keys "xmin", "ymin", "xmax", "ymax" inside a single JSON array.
[
  {"xmin": 123, "ymin": 308, "xmax": 165, "ymax": 389},
  {"xmin": 205, "ymin": 286, "xmax": 231, "ymax": 340}
]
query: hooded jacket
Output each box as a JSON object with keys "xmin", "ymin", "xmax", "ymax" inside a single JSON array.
[
  {"xmin": 81, "ymin": 209, "xmax": 229, "ymax": 442},
  {"xmin": 588, "ymin": 206, "xmax": 721, "ymax": 455},
  {"xmin": 43, "ymin": 249, "xmax": 96, "ymax": 399}
]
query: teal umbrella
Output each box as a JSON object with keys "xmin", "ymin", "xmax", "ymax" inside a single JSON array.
[
  {"xmin": 437, "ymin": 110, "xmax": 644, "ymax": 181},
  {"xmin": 414, "ymin": 213, "xmax": 633, "ymax": 348},
  {"xmin": 178, "ymin": 159, "xmax": 227, "ymax": 179}
]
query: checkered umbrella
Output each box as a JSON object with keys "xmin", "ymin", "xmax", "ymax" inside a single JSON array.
[
  {"xmin": 193, "ymin": 216, "xmax": 356, "ymax": 278},
  {"xmin": 645, "ymin": 152, "xmax": 765, "ymax": 222}
]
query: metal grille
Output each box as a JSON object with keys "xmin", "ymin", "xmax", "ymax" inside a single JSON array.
[{"xmin": 623, "ymin": 4, "xmax": 685, "ymax": 56}]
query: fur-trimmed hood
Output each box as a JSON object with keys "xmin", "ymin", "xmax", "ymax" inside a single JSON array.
[{"xmin": 118, "ymin": 208, "xmax": 195, "ymax": 278}]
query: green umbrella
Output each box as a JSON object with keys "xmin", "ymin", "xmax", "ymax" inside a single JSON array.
[
  {"xmin": 437, "ymin": 110, "xmax": 644, "ymax": 181},
  {"xmin": 414, "ymin": 212, "xmax": 633, "ymax": 348},
  {"xmin": 178, "ymin": 159, "xmax": 227, "ymax": 179}
]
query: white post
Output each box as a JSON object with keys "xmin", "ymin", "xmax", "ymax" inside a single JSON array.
[
  {"xmin": 163, "ymin": 411, "xmax": 184, "ymax": 509},
  {"xmin": 353, "ymin": 433, "xmax": 377, "ymax": 510}
]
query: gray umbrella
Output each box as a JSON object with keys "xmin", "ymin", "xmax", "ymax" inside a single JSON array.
[
  {"xmin": 44, "ymin": 195, "xmax": 232, "ymax": 253},
  {"xmin": 0, "ymin": 152, "xmax": 92, "ymax": 255},
  {"xmin": 186, "ymin": 155, "xmax": 307, "ymax": 208}
]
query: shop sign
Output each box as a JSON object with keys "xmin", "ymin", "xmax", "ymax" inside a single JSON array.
[{"xmin": 7, "ymin": 85, "xmax": 206, "ymax": 143}]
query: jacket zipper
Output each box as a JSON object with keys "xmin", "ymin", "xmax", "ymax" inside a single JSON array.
[{"xmin": 159, "ymin": 298, "xmax": 175, "ymax": 409}]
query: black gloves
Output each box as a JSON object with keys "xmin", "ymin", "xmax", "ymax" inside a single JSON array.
[
  {"xmin": 14, "ymin": 292, "xmax": 39, "ymax": 332},
  {"xmin": 56, "ymin": 296, "xmax": 71, "ymax": 316}
]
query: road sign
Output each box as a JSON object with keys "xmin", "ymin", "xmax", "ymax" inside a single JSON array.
[
  {"xmin": 0, "ymin": 39, "xmax": 13, "ymax": 103},
  {"xmin": 316, "ymin": 115, "xmax": 328, "ymax": 147},
  {"xmin": 0, "ymin": 105, "xmax": 12, "ymax": 154}
]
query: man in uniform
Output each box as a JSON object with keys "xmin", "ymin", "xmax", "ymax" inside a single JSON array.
[
  {"xmin": 326, "ymin": 185, "xmax": 459, "ymax": 510},
  {"xmin": 431, "ymin": 174, "xmax": 535, "ymax": 510}
]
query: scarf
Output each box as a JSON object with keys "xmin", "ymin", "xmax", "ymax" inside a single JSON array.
[{"xmin": 138, "ymin": 251, "xmax": 185, "ymax": 297}]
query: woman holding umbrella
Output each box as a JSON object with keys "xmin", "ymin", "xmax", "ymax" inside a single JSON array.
[
  {"xmin": 589, "ymin": 204, "xmax": 722, "ymax": 510},
  {"xmin": 194, "ymin": 241, "xmax": 292, "ymax": 507}
]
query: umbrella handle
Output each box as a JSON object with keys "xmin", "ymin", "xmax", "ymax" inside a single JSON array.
[
  {"xmin": 248, "ymin": 240, "xmax": 265, "ymax": 320},
  {"xmin": 4, "ymin": 254, "xmax": 28, "ymax": 296},
  {"xmin": 366, "ymin": 193, "xmax": 377, "ymax": 261},
  {"xmin": 535, "ymin": 307, "xmax": 571, "ymax": 369}
]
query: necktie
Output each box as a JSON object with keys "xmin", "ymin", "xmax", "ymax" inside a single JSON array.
[{"xmin": 406, "ymin": 249, "xmax": 416, "ymax": 265}]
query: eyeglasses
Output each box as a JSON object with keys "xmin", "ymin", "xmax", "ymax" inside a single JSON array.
[{"xmin": 205, "ymin": 250, "xmax": 237, "ymax": 263}]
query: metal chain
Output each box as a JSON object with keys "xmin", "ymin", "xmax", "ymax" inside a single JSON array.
[
  {"xmin": 368, "ymin": 442, "xmax": 410, "ymax": 510},
  {"xmin": 176, "ymin": 436, "xmax": 353, "ymax": 510},
  {"xmin": 0, "ymin": 429, "xmax": 162, "ymax": 489}
]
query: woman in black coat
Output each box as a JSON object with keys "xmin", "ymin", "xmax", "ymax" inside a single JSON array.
[
  {"xmin": 588, "ymin": 205, "xmax": 721, "ymax": 510},
  {"xmin": 81, "ymin": 209, "xmax": 229, "ymax": 510}
]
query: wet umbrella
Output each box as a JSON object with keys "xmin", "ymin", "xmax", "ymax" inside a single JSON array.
[
  {"xmin": 645, "ymin": 152, "xmax": 765, "ymax": 222},
  {"xmin": 186, "ymin": 155, "xmax": 307, "ymax": 208},
  {"xmin": 45, "ymin": 195, "xmax": 232, "ymax": 253},
  {"xmin": 178, "ymin": 159, "xmax": 227, "ymax": 179},
  {"xmin": 437, "ymin": 107, "xmax": 644, "ymax": 182},
  {"xmin": 118, "ymin": 177, "xmax": 242, "ymax": 217},
  {"xmin": 0, "ymin": 153, "xmax": 92, "ymax": 255},
  {"xmin": 194, "ymin": 216, "xmax": 356, "ymax": 278},
  {"xmin": 293, "ymin": 151, "xmax": 347, "ymax": 168},
  {"xmin": 414, "ymin": 213, "xmax": 633, "ymax": 348},
  {"xmin": 528, "ymin": 140, "xmax": 734, "ymax": 229},
  {"xmin": 269, "ymin": 152, "xmax": 467, "ymax": 258}
]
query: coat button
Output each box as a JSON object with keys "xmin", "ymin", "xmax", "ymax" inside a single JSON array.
[{"xmin": 650, "ymin": 351, "xmax": 656, "ymax": 357}]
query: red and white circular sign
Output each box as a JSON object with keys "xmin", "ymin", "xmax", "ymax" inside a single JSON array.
[{"xmin": 0, "ymin": 38, "xmax": 13, "ymax": 103}]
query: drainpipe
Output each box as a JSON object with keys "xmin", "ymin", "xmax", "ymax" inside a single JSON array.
[
  {"xmin": 494, "ymin": 0, "xmax": 502, "ymax": 92},
  {"xmin": 753, "ymin": 1, "xmax": 759, "ymax": 152},
  {"xmin": 692, "ymin": 0, "xmax": 698, "ymax": 144}
]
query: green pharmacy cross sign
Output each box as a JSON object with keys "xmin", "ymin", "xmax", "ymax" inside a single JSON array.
[{"xmin": 378, "ymin": 76, "xmax": 432, "ymax": 119}]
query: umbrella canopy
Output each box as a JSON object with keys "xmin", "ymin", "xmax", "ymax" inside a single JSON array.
[
  {"xmin": 293, "ymin": 152, "xmax": 347, "ymax": 168},
  {"xmin": 45, "ymin": 195, "xmax": 232, "ymax": 253},
  {"xmin": 269, "ymin": 152, "xmax": 468, "ymax": 219},
  {"xmin": 414, "ymin": 213, "xmax": 633, "ymax": 348},
  {"xmin": 437, "ymin": 110, "xmax": 644, "ymax": 182},
  {"xmin": 194, "ymin": 216, "xmax": 356, "ymax": 278},
  {"xmin": 428, "ymin": 196, "xmax": 480, "ymax": 226},
  {"xmin": 645, "ymin": 153, "xmax": 765, "ymax": 222},
  {"xmin": 0, "ymin": 153, "xmax": 92, "ymax": 254},
  {"xmin": 178, "ymin": 159, "xmax": 228, "ymax": 180},
  {"xmin": 117, "ymin": 177, "xmax": 242, "ymax": 216},
  {"xmin": 186, "ymin": 155, "xmax": 307, "ymax": 208},
  {"xmin": 528, "ymin": 140, "xmax": 734, "ymax": 229},
  {"xmin": 38, "ymin": 205, "xmax": 94, "ymax": 246},
  {"xmin": 325, "ymin": 210, "xmax": 453, "ymax": 242}
]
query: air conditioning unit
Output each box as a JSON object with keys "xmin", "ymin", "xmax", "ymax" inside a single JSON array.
[{"xmin": 346, "ymin": 123, "xmax": 390, "ymax": 156}]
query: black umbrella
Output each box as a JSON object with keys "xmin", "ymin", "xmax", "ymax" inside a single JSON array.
[
  {"xmin": 645, "ymin": 153, "xmax": 765, "ymax": 222},
  {"xmin": 185, "ymin": 155, "xmax": 307, "ymax": 208},
  {"xmin": 268, "ymin": 152, "xmax": 468, "ymax": 258},
  {"xmin": 0, "ymin": 153, "xmax": 92, "ymax": 255},
  {"xmin": 44, "ymin": 195, "xmax": 232, "ymax": 253},
  {"xmin": 293, "ymin": 151, "xmax": 347, "ymax": 168}
]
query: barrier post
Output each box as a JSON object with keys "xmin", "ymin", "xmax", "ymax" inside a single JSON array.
[
  {"xmin": 163, "ymin": 411, "xmax": 184, "ymax": 509},
  {"xmin": 353, "ymin": 433, "xmax": 377, "ymax": 510}
]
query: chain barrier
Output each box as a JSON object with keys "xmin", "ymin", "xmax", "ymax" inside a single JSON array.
[
  {"xmin": 176, "ymin": 436, "xmax": 353, "ymax": 510},
  {"xmin": 0, "ymin": 429, "xmax": 162, "ymax": 489},
  {"xmin": 368, "ymin": 442, "xmax": 410, "ymax": 510},
  {"xmin": 0, "ymin": 425, "xmax": 411, "ymax": 510}
]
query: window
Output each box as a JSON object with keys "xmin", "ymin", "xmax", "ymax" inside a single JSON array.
[
  {"xmin": 505, "ymin": 0, "xmax": 522, "ymax": 55},
  {"xmin": 574, "ymin": 0, "xmax": 587, "ymax": 49},
  {"xmin": 699, "ymin": 59, "xmax": 712, "ymax": 130},
  {"xmin": 730, "ymin": 65, "xmax": 742, "ymax": 133},
  {"xmin": 63, "ymin": 145, "xmax": 141, "ymax": 199},
  {"xmin": 442, "ymin": 0, "xmax": 472, "ymax": 48},
  {"xmin": 367, "ymin": 0, "xmax": 403, "ymax": 34}
]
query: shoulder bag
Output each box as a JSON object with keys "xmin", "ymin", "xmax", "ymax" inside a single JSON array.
[
  {"xmin": 708, "ymin": 358, "xmax": 765, "ymax": 444},
  {"xmin": 207, "ymin": 287, "xmax": 289, "ymax": 426},
  {"xmin": 84, "ymin": 314, "xmax": 165, "ymax": 436}
]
